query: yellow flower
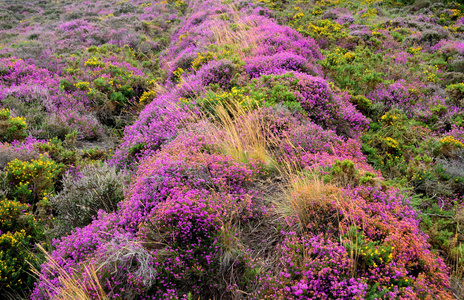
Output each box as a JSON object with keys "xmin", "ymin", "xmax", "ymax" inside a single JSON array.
[{"xmin": 440, "ymin": 136, "xmax": 464, "ymax": 148}]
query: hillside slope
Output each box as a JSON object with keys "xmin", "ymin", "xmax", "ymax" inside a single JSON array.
[{"xmin": 0, "ymin": 0, "xmax": 463, "ymax": 299}]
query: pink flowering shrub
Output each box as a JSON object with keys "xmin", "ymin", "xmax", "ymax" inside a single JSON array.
[
  {"xmin": 246, "ymin": 15, "xmax": 323, "ymax": 62},
  {"xmin": 12, "ymin": 0, "xmax": 464, "ymax": 298},
  {"xmin": 245, "ymin": 52, "xmax": 313, "ymax": 78},
  {"xmin": 262, "ymin": 234, "xmax": 368, "ymax": 299},
  {"xmin": 262, "ymin": 182, "xmax": 452, "ymax": 299},
  {"xmin": 197, "ymin": 59, "xmax": 237, "ymax": 88},
  {"xmin": 0, "ymin": 57, "xmax": 104, "ymax": 141},
  {"xmin": 247, "ymin": 72, "xmax": 368, "ymax": 137},
  {"xmin": 33, "ymin": 129, "xmax": 264, "ymax": 299},
  {"xmin": 110, "ymin": 92, "xmax": 192, "ymax": 169}
]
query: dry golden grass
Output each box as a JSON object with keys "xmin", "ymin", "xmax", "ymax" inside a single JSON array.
[
  {"xmin": 180, "ymin": 95, "xmax": 281, "ymax": 166},
  {"xmin": 339, "ymin": 223, "xmax": 364, "ymax": 277},
  {"xmin": 278, "ymin": 173, "xmax": 340, "ymax": 231},
  {"xmin": 31, "ymin": 245, "xmax": 108, "ymax": 300},
  {"xmin": 212, "ymin": 102, "xmax": 270, "ymax": 164},
  {"xmin": 449, "ymin": 229, "xmax": 464, "ymax": 299},
  {"xmin": 274, "ymin": 169, "xmax": 365, "ymax": 276},
  {"xmin": 209, "ymin": 12, "xmax": 260, "ymax": 60}
]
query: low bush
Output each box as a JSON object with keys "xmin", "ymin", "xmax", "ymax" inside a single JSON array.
[
  {"xmin": 6, "ymin": 154, "xmax": 64, "ymax": 205},
  {"xmin": 50, "ymin": 163, "xmax": 129, "ymax": 236},
  {"xmin": 0, "ymin": 108, "xmax": 27, "ymax": 143},
  {"xmin": 0, "ymin": 199, "xmax": 44, "ymax": 295}
]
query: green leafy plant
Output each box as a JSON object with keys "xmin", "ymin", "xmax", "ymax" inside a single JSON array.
[{"xmin": 0, "ymin": 108, "xmax": 27, "ymax": 143}]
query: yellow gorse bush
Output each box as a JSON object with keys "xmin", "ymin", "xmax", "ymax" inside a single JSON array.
[
  {"xmin": 361, "ymin": 0, "xmax": 382, "ymax": 5},
  {"xmin": 173, "ymin": 67, "xmax": 185, "ymax": 81},
  {"xmin": 139, "ymin": 90, "xmax": 157, "ymax": 104},
  {"xmin": 380, "ymin": 112, "xmax": 403, "ymax": 125},
  {"xmin": 361, "ymin": 8, "xmax": 378, "ymax": 19},
  {"xmin": 316, "ymin": 0, "xmax": 343, "ymax": 6},
  {"xmin": 0, "ymin": 199, "xmax": 35, "ymax": 228},
  {"xmin": 202, "ymin": 87, "xmax": 260, "ymax": 111},
  {"xmin": 1, "ymin": 108, "xmax": 26, "ymax": 126},
  {"xmin": 0, "ymin": 229, "xmax": 28, "ymax": 248},
  {"xmin": 7, "ymin": 154, "xmax": 63, "ymax": 203},
  {"xmin": 191, "ymin": 50, "xmax": 232, "ymax": 71},
  {"xmin": 0, "ymin": 229, "xmax": 36, "ymax": 289},
  {"xmin": 321, "ymin": 47, "xmax": 356, "ymax": 67},
  {"xmin": 408, "ymin": 46, "xmax": 422, "ymax": 55},
  {"xmin": 84, "ymin": 57, "xmax": 105, "ymax": 68},
  {"xmin": 0, "ymin": 108, "xmax": 27, "ymax": 142},
  {"xmin": 440, "ymin": 136, "xmax": 464, "ymax": 148},
  {"xmin": 384, "ymin": 137, "xmax": 399, "ymax": 149},
  {"xmin": 424, "ymin": 65, "xmax": 440, "ymax": 83},
  {"xmin": 75, "ymin": 81, "xmax": 90, "ymax": 91},
  {"xmin": 307, "ymin": 19, "xmax": 346, "ymax": 40},
  {"xmin": 256, "ymin": 0, "xmax": 284, "ymax": 10},
  {"xmin": 0, "ymin": 108, "xmax": 11, "ymax": 120}
]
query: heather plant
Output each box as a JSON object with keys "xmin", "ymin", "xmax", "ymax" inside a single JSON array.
[
  {"xmin": 0, "ymin": 58, "xmax": 106, "ymax": 141},
  {"xmin": 31, "ymin": 211, "xmax": 131, "ymax": 300},
  {"xmin": 261, "ymin": 233, "xmax": 368, "ymax": 299},
  {"xmin": 31, "ymin": 245, "xmax": 109, "ymax": 300},
  {"xmin": 244, "ymin": 52, "xmax": 313, "ymax": 78},
  {"xmin": 244, "ymin": 72, "xmax": 368, "ymax": 137},
  {"xmin": 43, "ymin": 111, "xmax": 104, "ymax": 141},
  {"xmin": 137, "ymin": 189, "xmax": 258, "ymax": 298},
  {"xmin": 33, "ymin": 128, "xmax": 265, "ymax": 299},
  {"xmin": 110, "ymin": 92, "xmax": 193, "ymax": 169},
  {"xmin": 271, "ymin": 172, "xmax": 453, "ymax": 298},
  {"xmin": 196, "ymin": 59, "xmax": 237, "ymax": 89},
  {"xmin": 7, "ymin": 0, "xmax": 464, "ymax": 297}
]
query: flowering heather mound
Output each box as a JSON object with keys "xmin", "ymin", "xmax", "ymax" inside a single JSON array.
[
  {"xmin": 1, "ymin": 0, "xmax": 464, "ymax": 298},
  {"xmin": 32, "ymin": 128, "xmax": 265, "ymax": 299},
  {"xmin": 109, "ymin": 92, "xmax": 193, "ymax": 169},
  {"xmin": 112, "ymin": 0, "xmax": 366, "ymax": 167},
  {"xmin": 266, "ymin": 184, "xmax": 451, "ymax": 299},
  {"xmin": 33, "ymin": 123, "xmax": 454, "ymax": 299},
  {"xmin": 0, "ymin": 58, "xmax": 103, "ymax": 140}
]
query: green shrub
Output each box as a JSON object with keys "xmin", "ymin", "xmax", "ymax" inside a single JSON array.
[
  {"xmin": 320, "ymin": 46, "xmax": 386, "ymax": 94},
  {"xmin": 197, "ymin": 87, "xmax": 261, "ymax": 114},
  {"xmin": 323, "ymin": 159, "xmax": 379, "ymax": 187},
  {"xmin": 110, "ymin": 91, "xmax": 126, "ymax": 104},
  {"xmin": 35, "ymin": 138, "xmax": 78, "ymax": 165},
  {"xmin": 446, "ymin": 82, "xmax": 464, "ymax": 105},
  {"xmin": 0, "ymin": 199, "xmax": 44, "ymax": 293},
  {"xmin": 0, "ymin": 108, "xmax": 27, "ymax": 143},
  {"xmin": 6, "ymin": 154, "xmax": 63, "ymax": 204},
  {"xmin": 50, "ymin": 163, "xmax": 129, "ymax": 236},
  {"xmin": 58, "ymin": 78, "xmax": 73, "ymax": 91},
  {"xmin": 350, "ymin": 95, "xmax": 372, "ymax": 113}
]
